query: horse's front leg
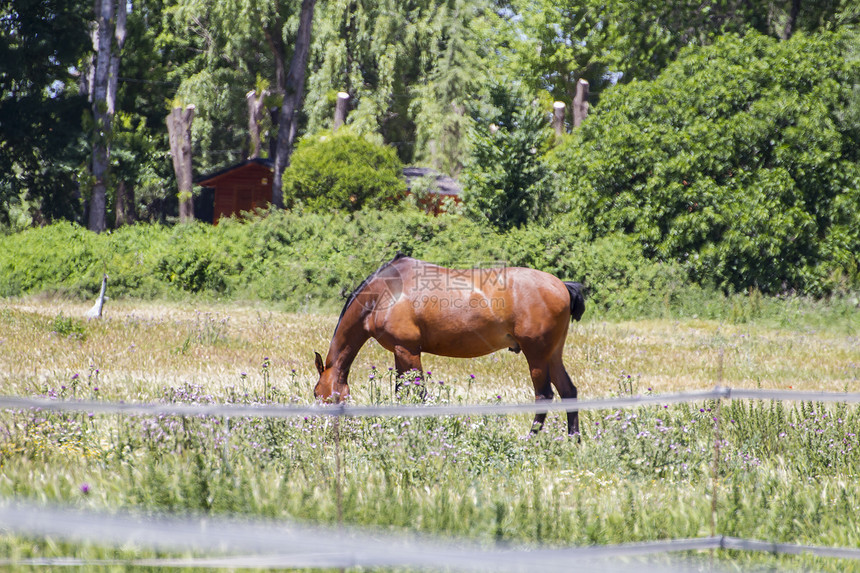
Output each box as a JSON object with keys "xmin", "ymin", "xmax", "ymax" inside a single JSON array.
[{"xmin": 393, "ymin": 345, "xmax": 423, "ymax": 395}]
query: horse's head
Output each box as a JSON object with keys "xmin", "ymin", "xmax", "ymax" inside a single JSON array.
[{"xmin": 313, "ymin": 351, "xmax": 349, "ymax": 402}]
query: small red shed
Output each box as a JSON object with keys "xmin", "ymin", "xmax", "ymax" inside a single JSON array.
[{"xmin": 196, "ymin": 158, "xmax": 274, "ymax": 224}]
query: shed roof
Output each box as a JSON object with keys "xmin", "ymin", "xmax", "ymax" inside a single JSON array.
[
  {"xmin": 196, "ymin": 158, "xmax": 274, "ymax": 187},
  {"xmin": 402, "ymin": 167, "xmax": 462, "ymax": 197}
]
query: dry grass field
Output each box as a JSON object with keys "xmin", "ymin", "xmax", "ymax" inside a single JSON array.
[{"xmin": 2, "ymin": 297, "xmax": 856, "ymax": 405}]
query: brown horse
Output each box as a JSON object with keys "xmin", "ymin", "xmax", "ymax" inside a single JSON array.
[{"xmin": 313, "ymin": 253, "xmax": 585, "ymax": 435}]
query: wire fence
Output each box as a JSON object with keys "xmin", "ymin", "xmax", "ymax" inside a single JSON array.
[
  {"xmin": 4, "ymin": 386, "xmax": 860, "ymax": 420},
  {"xmin": 2, "ymin": 387, "xmax": 860, "ymax": 570},
  {"xmin": 0, "ymin": 501, "xmax": 724, "ymax": 572},
  {"xmin": 4, "ymin": 499, "xmax": 860, "ymax": 572}
]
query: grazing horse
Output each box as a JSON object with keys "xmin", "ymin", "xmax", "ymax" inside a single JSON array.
[{"xmin": 313, "ymin": 253, "xmax": 585, "ymax": 435}]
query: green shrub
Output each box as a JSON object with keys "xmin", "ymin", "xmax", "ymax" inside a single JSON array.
[
  {"xmin": 282, "ymin": 132, "xmax": 407, "ymax": 212},
  {"xmin": 151, "ymin": 224, "xmax": 244, "ymax": 294},
  {"xmin": 2, "ymin": 211, "xmax": 855, "ymax": 319},
  {"xmin": 0, "ymin": 221, "xmax": 100, "ymax": 298},
  {"xmin": 550, "ymin": 31, "xmax": 860, "ymax": 295},
  {"xmin": 461, "ymin": 84, "xmax": 554, "ymax": 230}
]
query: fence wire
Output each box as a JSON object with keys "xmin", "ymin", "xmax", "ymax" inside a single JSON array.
[
  {"xmin": 1, "ymin": 501, "xmax": 859, "ymax": 571},
  {"xmin": 3, "ymin": 387, "xmax": 860, "ymax": 420},
  {"xmin": 2, "ymin": 387, "xmax": 860, "ymax": 570},
  {"xmin": 0, "ymin": 501, "xmax": 769, "ymax": 572}
]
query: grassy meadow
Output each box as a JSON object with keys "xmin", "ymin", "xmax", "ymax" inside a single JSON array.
[{"xmin": 0, "ymin": 295, "xmax": 859, "ymax": 571}]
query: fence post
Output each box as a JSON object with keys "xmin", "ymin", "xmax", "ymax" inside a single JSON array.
[
  {"xmin": 710, "ymin": 350, "xmax": 725, "ymax": 539},
  {"xmin": 334, "ymin": 410, "xmax": 345, "ymax": 573},
  {"xmin": 334, "ymin": 413, "xmax": 343, "ymax": 525}
]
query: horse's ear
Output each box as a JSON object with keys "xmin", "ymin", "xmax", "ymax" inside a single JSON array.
[{"xmin": 314, "ymin": 351, "xmax": 325, "ymax": 374}]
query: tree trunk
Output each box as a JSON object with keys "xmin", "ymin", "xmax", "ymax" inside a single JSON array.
[
  {"xmin": 115, "ymin": 181, "xmax": 136, "ymax": 227},
  {"xmin": 552, "ymin": 101, "xmax": 566, "ymax": 137},
  {"xmin": 272, "ymin": 0, "xmax": 317, "ymax": 208},
  {"xmin": 573, "ymin": 78, "xmax": 590, "ymax": 128},
  {"xmin": 88, "ymin": 0, "xmax": 128, "ymax": 233},
  {"xmin": 268, "ymin": 106, "xmax": 280, "ymax": 159},
  {"xmin": 246, "ymin": 89, "xmax": 269, "ymax": 158},
  {"xmin": 80, "ymin": 24, "xmax": 96, "ymax": 100},
  {"xmin": 264, "ymin": 25, "xmax": 287, "ymax": 95},
  {"xmin": 88, "ymin": 0, "xmax": 114, "ymax": 232},
  {"xmin": 167, "ymin": 105, "xmax": 196, "ymax": 223},
  {"xmin": 784, "ymin": 0, "xmax": 801, "ymax": 39},
  {"xmin": 107, "ymin": 0, "xmax": 126, "ymax": 115},
  {"xmin": 333, "ymin": 91, "xmax": 349, "ymax": 131}
]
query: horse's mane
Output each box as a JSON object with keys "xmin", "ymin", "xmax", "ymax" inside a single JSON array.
[{"xmin": 336, "ymin": 252, "xmax": 408, "ymax": 329}]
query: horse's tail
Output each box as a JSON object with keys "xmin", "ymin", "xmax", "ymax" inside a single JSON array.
[{"xmin": 563, "ymin": 281, "xmax": 586, "ymax": 322}]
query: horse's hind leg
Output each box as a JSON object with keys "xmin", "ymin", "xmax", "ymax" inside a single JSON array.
[
  {"xmin": 524, "ymin": 355, "xmax": 554, "ymax": 433},
  {"xmin": 549, "ymin": 352, "xmax": 580, "ymax": 437}
]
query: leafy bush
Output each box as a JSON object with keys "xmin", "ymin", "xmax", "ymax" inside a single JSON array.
[
  {"xmin": 282, "ymin": 132, "xmax": 407, "ymax": 212},
  {"xmin": 0, "ymin": 221, "xmax": 102, "ymax": 298},
  {"xmin": 550, "ymin": 31, "xmax": 860, "ymax": 295}
]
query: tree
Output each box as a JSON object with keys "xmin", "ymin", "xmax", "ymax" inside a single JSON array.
[
  {"xmin": 461, "ymin": 84, "xmax": 553, "ymax": 231},
  {"xmin": 166, "ymin": 104, "xmax": 196, "ymax": 223},
  {"xmin": 550, "ymin": 31, "xmax": 860, "ymax": 294},
  {"xmin": 0, "ymin": 0, "xmax": 92, "ymax": 228},
  {"xmin": 158, "ymin": 0, "xmax": 285, "ymax": 175},
  {"xmin": 408, "ymin": 0, "xmax": 486, "ymax": 175},
  {"xmin": 271, "ymin": 0, "xmax": 317, "ymax": 208},
  {"xmin": 108, "ymin": 0, "xmax": 180, "ymax": 224},
  {"xmin": 86, "ymin": 0, "xmax": 128, "ymax": 232},
  {"xmin": 303, "ymin": 0, "xmax": 493, "ymax": 171},
  {"xmin": 160, "ymin": 0, "xmax": 318, "ymax": 207},
  {"xmin": 501, "ymin": 0, "xmax": 620, "ymax": 110},
  {"xmin": 502, "ymin": 0, "xmax": 860, "ymax": 103}
]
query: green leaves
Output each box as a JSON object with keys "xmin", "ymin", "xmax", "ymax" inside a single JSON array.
[
  {"xmin": 282, "ymin": 132, "xmax": 406, "ymax": 212},
  {"xmin": 552, "ymin": 31, "xmax": 860, "ymax": 294},
  {"xmin": 303, "ymin": 0, "xmax": 493, "ymax": 169},
  {"xmin": 461, "ymin": 85, "xmax": 554, "ymax": 231},
  {"xmin": 0, "ymin": 0, "xmax": 92, "ymax": 225}
]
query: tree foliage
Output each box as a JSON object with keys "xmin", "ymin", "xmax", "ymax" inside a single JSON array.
[
  {"xmin": 303, "ymin": 0, "xmax": 491, "ymax": 170},
  {"xmin": 551, "ymin": 31, "xmax": 860, "ymax": 294},
  {"xmin": 0, "ymin": 0, "xmax": 92, "ymax": 226},
  {"xmin": 282, "ymin": 132, "xmax": 406, "ymax": 212},
  {"xmin": 461, "ymin": 85, "xmax": 554, "ymax": 231},
  {"xmin": 159, "ymin": 0, "xmax": 289, "ymax": 172},
  {"xmin": 504, "ymin": 0, "xmax": 859, "ymax": 102}
]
